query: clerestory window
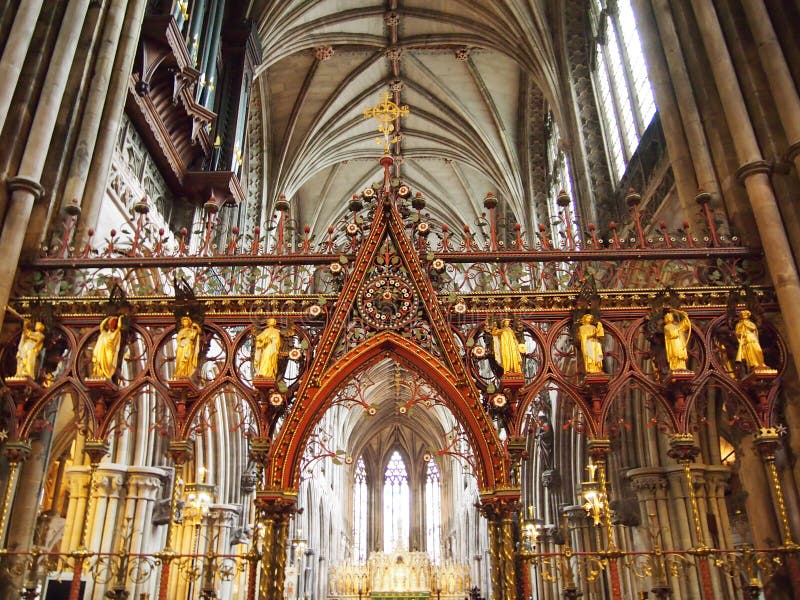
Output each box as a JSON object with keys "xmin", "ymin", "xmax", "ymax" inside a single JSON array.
[{"xmin": 590, "ymin": 0, "xmax": 657, "ymax": 180}]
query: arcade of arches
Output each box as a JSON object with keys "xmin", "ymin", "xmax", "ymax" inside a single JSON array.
[{"xmin": 1, "ymin": 1, "xmax": 800, "ymax": 599}]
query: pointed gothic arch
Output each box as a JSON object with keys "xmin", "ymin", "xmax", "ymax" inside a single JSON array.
[{"xmin": 266, "ymin": 330, "xmax": 508, "ymax": 492}]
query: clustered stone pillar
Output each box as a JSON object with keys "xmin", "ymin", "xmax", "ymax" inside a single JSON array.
[
  {"xmin": 0, "ymin": 0, "xmax": 91, "ymax": 330},
  {"xmin": 0, "ymin": 0, "xmax": 46, "ymax": 127},
  {"xmin": 0, "ymin": 441, "xmax": 32, "ymax": 546},
  {"xmin": 690, "ymin": 0, "xmax": 800, "ymax": 379}
]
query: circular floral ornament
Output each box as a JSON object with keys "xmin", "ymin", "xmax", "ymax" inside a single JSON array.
[
  {"xmin": 308, "ymin": 304, "xmax": 323, "ymax": 317},
  {"xmin": 453, "ymin": 301, "xmax": 467, "ymax": 314},
  {"xmin": 491, "ymin": 393, "xmax": 507, "ymax": 408},
  {"xmin": 472, "ymin": 345, "xmax": 487, "ymax": 358},
  {"xmin": 344, "ymin": 455, "xmax": 354, "ymax": 465},
  {"xmin": 398, "ymin": 406, "xmax": 407, "ymax": 414},
  {"xmin": 417, "ymin": 222, "xmax": 430, "ymax": 234},
  {"xmin": 330, "ymin": 262, "xmax": 343, "ymax": 274},
  {"xmin": 357, "ymin": 274, "xmax": 420, "ymax": 330},
  {"xmin": 346, "ymin": 222, "xmax": 359, "ymax": 236},
  {"xmin": 423, "ymin": 452, "xmax": 432, "ymax": 462},
  {"xmin": 368, "ymin": 406, "xmax": 378, "ymax": 415},
  {"xmin": 269, "ymin": 392, "xmax": 284, "ymax": 407},
  {"xmin": 288, "ymin": 348, "xmax": 303, "ymax": 361},
  {"xmin": 431, "ymin": 258, "xmax": 445, "ymax": 271}
]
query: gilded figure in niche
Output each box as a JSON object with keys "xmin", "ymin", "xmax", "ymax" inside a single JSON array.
[
  {"xmin": 663, "ymin": 310, "xmax": 691, "ymax": 371},
  {"xmin": 490, "ymin": 318, "xmax": 523, "ymax": 374},
  {"xmin": 255, "ymin": 318, "xmax": 281, "ymax": 379},
  {"xmin": 578, "ymin": 313, "xmax": 604, "ymax": 373},
  {"xmin": 174, "ymin": 316, "xmax": 202, "ymax": 378},
  {"xmin": 91, "ymin": 315, "xmax": 123, "ymax": 379},
  {"xmin": 15, "ymin": 319, "xmax": 46, "ymax": 379},
  {"xmin": 735, "ymin": 310, "xmax": 767, "ymax": 369}
]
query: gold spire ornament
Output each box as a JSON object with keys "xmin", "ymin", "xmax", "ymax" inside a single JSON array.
[{"xmin": 363, "ymin": 91, "xmax": 409, "ymax": 154}]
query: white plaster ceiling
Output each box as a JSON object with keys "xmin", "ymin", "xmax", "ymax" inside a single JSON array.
[{"xmin": 248, "ymin": 0, "xmax": 563, "ymax": 236}]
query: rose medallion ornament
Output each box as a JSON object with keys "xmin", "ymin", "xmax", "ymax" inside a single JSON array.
[{"xmin": 357, "ymin": 274, "xmax": 419, "ymax": 330}]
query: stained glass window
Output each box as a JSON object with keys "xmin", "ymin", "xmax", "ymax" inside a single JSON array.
[
  {"xmin": 590, "ymin": 0, "xmax": 656, "ymax": 180},
  {"xmin": 425, "ymin": 458, "xmax": 441, "ymax": 564},
  {"xmin": 383, "ymin": 451, "xmax": 410, "ymax": 552},
  {"xmin": 353, "ymin": 456, "xmax": 368, "ymax": 563}
]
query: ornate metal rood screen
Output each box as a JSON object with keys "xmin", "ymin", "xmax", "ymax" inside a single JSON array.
[{"xmin": 1, "ymin": 99, "xmax": 794, "ymax": 599}]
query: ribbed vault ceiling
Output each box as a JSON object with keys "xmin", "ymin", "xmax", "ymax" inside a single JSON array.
[
  {"xmin": 247, "ymin": 0, "xmax": 563, "ymax": 236},
  {"xmin": 333, "ymin": 359, "xmax": 456, "ymax": 467}
]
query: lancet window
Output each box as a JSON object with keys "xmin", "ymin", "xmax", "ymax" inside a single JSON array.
[
  {"xmin": 383, "ymin": 451, "xmax": 410, "ymax": 552},
  {"xmin": 425, "ymin": 458, "xmax": 442, "ymax": 564},
  {"xmin": 590, "ymin": 0, "xmax": 657, "ymax": 179},
  {"xmin": 353, "ymin": 456, "xmax": 368, "ymax": 564}
]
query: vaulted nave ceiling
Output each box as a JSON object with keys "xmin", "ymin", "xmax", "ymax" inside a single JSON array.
[{"xmin": 247, "ymin": 0, "xmax": 563, "ymax": 235}]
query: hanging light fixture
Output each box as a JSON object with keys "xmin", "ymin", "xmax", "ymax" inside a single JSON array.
[
  {"xmin": 581, "ymin": 461, "xmax": 606, "ymax": 526},
  {"xmin": 521, "ymin": 506, "xmax": 543, "ymax": 551},
  {"xmin": 185, "ymin": 466, "xmax": 216, "ymax": 522}
]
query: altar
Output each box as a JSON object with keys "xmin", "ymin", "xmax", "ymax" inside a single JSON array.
[
  {"xmin": 328, "ymin": 550, "xmax": 469, "ymax": 600},
  {"xmin": 369, "ymin": 594, "xmax": 429, "ymax": 600}
]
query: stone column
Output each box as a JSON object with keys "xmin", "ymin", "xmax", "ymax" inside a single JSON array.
[
  {"xmin": 0, "ymin": 437, "xmax": 52, "ymax": 597},
  {"xmin": 628, "ymin": 468, "xmax": 677, "ymax": 597},
  {"xmin": 0, "ymin": 0, "xmax": 46, "ymax": 128},
  {"xmin": 62, "ymin": 466, "xmax": 91, "ymax": 553},
  {"xmin": 59, "ymin": 0, "xmax": 127, "ymax": 215},
  {"xmin": 648, "ymin": 0, "xmax": 722, "ymax": 210},
  {"xmin": 691, "ymin": 0, "xmax": 800, "ymax": 379},
  {"xmin": 73, "ymin": 0, "xmax": 148, "ymax": 236},
  {"xmin": 631, "ymin": 0, "xmax": 703, "ymax": 227},
  {"xmin": 124, "ymin": 467, "xmax": 164, "ymax": 600},
  {"xmin": 740, "ymin": 0, "xmax": 800, "ymax": 176},
  {"xmin": 0, "ymin": 441, "xmax": 32, "ymax": 547},
  {"xmin": 0, "ymin": 0, "xmax": 90, "ymax": 330},
  {"xmin": 209, "ymin": 503, "xmax": 241, "ymax": 599},
  {"xmin": 85, "ymin": 465, "xmax": 126, "ymax": 600}
]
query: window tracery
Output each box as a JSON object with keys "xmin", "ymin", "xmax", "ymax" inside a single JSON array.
[
  {"xmin": 383, "ymin": 451, "xmax": 410, "ymax": 552},
  {"xmin": 353, "ymin": 456, "xmax": 368, "ymax": 564},
  {"xmin": 590, "ymin": 0, "xmax": 657, "ymax": 180},
  {"xmin": 425, "ymin": 457, "xmax": 441, "ymax": 564}
]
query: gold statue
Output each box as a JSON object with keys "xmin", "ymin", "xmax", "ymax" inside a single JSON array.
[
  {"xmin": 578, "ymin": 314, "xmax": 604, "ymax": 373},
  {"xmin": 174, "ymin": 316, "xmax": 202, "ymax": 378},
  {"xmin": 15, "ymin": 319, "xmax": 46, "ymax": 379},
  {"xmin": 91, "ymin": 316, "xmax": 123, "ymax": 379},
  {"xmin": 735, "ymin": 310, "xmax": 767, "ymax": 369},
  {"xmin": 663, "ymin": 310, "xmax": 691, "ymax": 371},
  {"xmin": 491, "ymin": 318, "xmax": 522, "ymax": 374},
  {"xmin": 255, "ymin": 318, "xmax": 281, "ymax": 379}
]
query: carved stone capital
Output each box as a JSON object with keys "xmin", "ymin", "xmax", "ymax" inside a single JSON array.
[
  {"xmin": 2, "ymin": 440, "xmax": 32, "ymax": 463},
  {"xmin": 627, "ymin": 468, "xmax": 669, "ymax": 498}
]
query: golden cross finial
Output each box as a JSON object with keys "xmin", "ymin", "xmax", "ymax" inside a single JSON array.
[{"xmin": 363, "ymin": 91, "xmax": 410, "ymax": 154}]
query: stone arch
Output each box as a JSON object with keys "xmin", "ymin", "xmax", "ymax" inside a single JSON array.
[{"xmin": 266, "ymin": 330, "xmax": 507, "ymax": 492}]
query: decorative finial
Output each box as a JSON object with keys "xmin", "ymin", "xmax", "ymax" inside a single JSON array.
[{"xmin": 363, "ymin": 91, "xmax": 410, "ymax": 155}]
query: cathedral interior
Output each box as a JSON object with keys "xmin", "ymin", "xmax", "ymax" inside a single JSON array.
[{"xmin": 1, "ymin": 1, "xmax": 800, "ymax": 599}]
